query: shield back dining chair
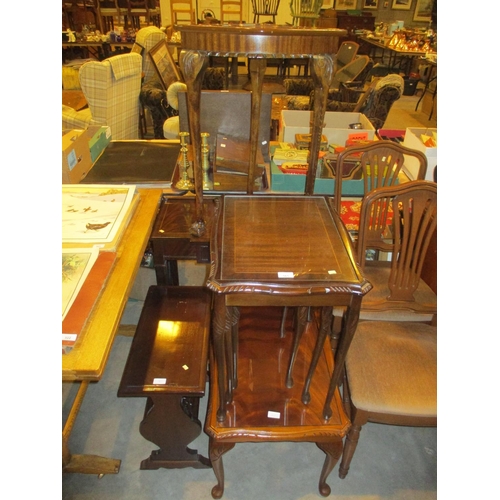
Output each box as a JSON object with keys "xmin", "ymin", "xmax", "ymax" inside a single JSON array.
[{"xmin": 352, "ymin": 180, "xmax": 437, "ymax": 322}]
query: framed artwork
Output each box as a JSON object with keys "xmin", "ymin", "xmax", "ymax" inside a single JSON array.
[
  {"xmin": 335, "ymin": 0, "xmax": 357, "ymax": 10},
  {"xmin": 322, "ymin": 0, "xmax": 334, "ymax": 8},
  {"xmin": 62, "ymin": 247, "xmax": 99, "ymax": 320},
  {"xmin": 392, "ymin": 0, "xmax": 412, "ymax": 9},
  {"xmin": 363, "ymin": 0, "xmax": 379, "ymax": 8},
  {"xmin": 149, "ymin": 39, "xmax": 182, "ymax": 90},
  {"xmin": 413, "ymin": 0, "xmax": 433, "ymax": 21},
  {"xmin": 62, "ymin": 184, "xmax": 136, "ymax": 246}
]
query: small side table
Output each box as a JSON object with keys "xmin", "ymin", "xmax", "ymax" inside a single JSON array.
[{"xmin": 118, "ymin": 286, "xmax": 212, "ymax": 470}]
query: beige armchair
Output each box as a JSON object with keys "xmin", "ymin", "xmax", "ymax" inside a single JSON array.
[{"xmin": 62, "ymin": 52, "xmax": 143, "ymax": 140}]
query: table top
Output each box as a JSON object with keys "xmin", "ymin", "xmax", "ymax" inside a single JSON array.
[
  {"xmin": 207, "ymin": 195, "xmax": 371, "ymax": 297},
  {"xmin": 62, "ymin": 188, "xmax": 162, "ymax": 381},
  {"xmin": 179, "ymin": 24, "xmax": 347, "ymax": 57}
]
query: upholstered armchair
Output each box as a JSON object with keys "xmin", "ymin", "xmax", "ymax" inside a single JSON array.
[
  {"xmin": 283, "ymin": 73, "xmax": 404, "ymax": 131},
  {"xmin": 62, "ymin": 52, "xmax": 143, "ymax": 140}
]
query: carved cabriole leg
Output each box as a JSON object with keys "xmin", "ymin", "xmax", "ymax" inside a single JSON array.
[
  {"xmin": 302, "ymin": 306, "xmax": 333, "ymax": 404},
  {"xmin": 179, "ymin": 49, "xmax": 209, "ymax": 236},
  {"xmin": 247, "ymin": 57, "xmax": 267, "ymax": 194},
  {"xmin": 285, "ymin": 305, "xmax": 308, "ymax": 388},
  {"xmin": 230, "ymin": 306, "xmax": 240, "ymax": 393},
  {"xmin": 210, "ymin": 438, "xmax": 236, "ymax": 499},
  {"xmin": 213, "ymin": 294, "xmax": 230, "ymax": 422},
  {"xmin": 280, "ymin": 306, "xmax": 288, "ymax": 338},
  {"xmin": 305, "ymin": 54, "xmax": 334, "ymax": 195},
  {"xmin": 338, "ymin": 408, "xmax": 368, "ymax": 479},
  {"xmin": 323, "ymin": 294, "xmax": 362, "ymax": 420},
  {"xmin": 316, "ymin": 439, "xmax": 343, "ymax": 496}
]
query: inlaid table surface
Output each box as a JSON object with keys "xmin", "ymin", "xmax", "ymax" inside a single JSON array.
[{"xmin": 206, "ymin": 195, "xmax": 372, "ymax": 422}]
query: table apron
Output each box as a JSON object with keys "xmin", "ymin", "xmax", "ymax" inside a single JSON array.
[{"xmin": 225, "ymin": 292, "xmax": 358, "ymax": 307}]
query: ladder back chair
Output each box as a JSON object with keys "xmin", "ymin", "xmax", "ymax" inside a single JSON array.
[
  {"xmin": 170, "ymin": 0, "xmax": 196, "ymax": 26},
  {"xmin": 220, "ymin": 0, "xmax": 244, "ymax": 23}
]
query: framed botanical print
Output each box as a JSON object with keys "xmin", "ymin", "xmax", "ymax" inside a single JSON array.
[
  {"xmin": 335, "ymin": 0, "xmax": 357, "ymax": 10},
  {"xmin": 413, "ymin": 0, "xmax": 433, "ymax": 21},
  {"xmin": 363, "ymin": 0, "xmax": 379, "ymax": 8},
  {"xmin": 392, "ymin": 0, "xmax": 412, "ymax": 9}
]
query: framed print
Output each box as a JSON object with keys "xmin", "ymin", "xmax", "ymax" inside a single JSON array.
[
  {"xmin": 413, "ymin": 0, "xmax": 433, "ymax": 21},
  {"xmin": 392, "ymin": 0, "xmax": 412, "ymax": 9},
  {"xmin": 149, "ymin": 39, "xmax": 182, "ymax": 90},
  {"xmin": 322, "ymin": 0, "xmax": 334, "ymax": 8},
  {"xmin": 335, "ymin": 0, "xmax": 357, "ymax": 10},
  {"xmin": 363, "ymin": 0, "xmax": 379, "ymax": 8}
]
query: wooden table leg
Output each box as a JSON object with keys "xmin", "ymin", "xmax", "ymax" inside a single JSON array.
[
  {"xmin": 209, "ymin": 438, "xmax": 235, "ymax": 499},
  {"xmin": 212, "ymin": 294, "xmax": 231, "ymax": 422},
  {"xmin": 247, "ymin": 57, "xmax": 267, "ymax": 194},
  {"xmin": 179, "ymin": 49, "xmax": 209, "ymax": 236},
  {"xmin": 323, "ymin": 294, "xmax": 362, "ymax": 419},
  {"xmin": 62, "ymin": 381, "xmax": 121, "ymax": 476},
  {"xmin": 139, "ymin": 395, "xmax": 211, "ymax": 469},
  {"xmin": 305, "ymin": 54, "xmax": 334, "ymax": 195},
  {"xmin": 316, "ymin": 440, "xmax": 343, "ymax": 497},
  {"xmin": 302, "ymin": 306, "xmax": 333, "ymax": 404}
]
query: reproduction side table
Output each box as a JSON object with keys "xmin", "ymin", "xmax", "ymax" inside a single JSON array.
[
  {"xmin": 204, "ymin": 195, "xmax": 371, "ymax": 498},
  {"xmin": 206, "ymin": 195, "xmax": 372, "ymax": 422},
  {"xmin": 178, "ymin": 24, "xmax": 347, "ymax": 234}
]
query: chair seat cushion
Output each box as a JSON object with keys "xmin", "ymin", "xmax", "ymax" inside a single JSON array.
[{"xmin": 346, "ymin": 321, "xmax": 437, "ymax": 417}]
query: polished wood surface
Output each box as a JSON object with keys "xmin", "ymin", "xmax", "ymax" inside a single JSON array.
[
  {"xmin": 178, "ymin": 24, "xmax": 346, "ymax": 232},
  {"xmin": 118, "ymin": 286, "xmax": 212, "ymax": 470},
  {"xmin": 205, "ymin": 306, "xmax": 350, "ymax": 498},
  {"xmin": 207, "ymin": 195, "xmax": 371, "ymax": 423},
  {"xmin": 62, "ymin": 188, "xmax": 163, "ymax": 381},
  {"xmin": 150, "ymin": 196, "xmax": 220, "ymax": 284}
]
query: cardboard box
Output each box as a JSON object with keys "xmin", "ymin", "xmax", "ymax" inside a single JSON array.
[
  {"xmin": 270, "ymin": 160, "xmax": 365, "ymax": 196},
  {"xmin": 85, "ymin": 126, "xmax": 112, "ymax": 162},
  {"xmin": 402, "ymin": 127, "xmax": 437, "ymax": 181},
  {"xmin": 62, "ymin": 129, "xmax": 93, "ymax": 184},
  {"xmin": 280, "ymin": 111, "xmax": 375, "ymax": 146}
]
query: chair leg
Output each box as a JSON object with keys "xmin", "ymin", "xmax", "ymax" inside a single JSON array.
[{"xmin": 339, "ymin": 408, "xmax": 367, "ymax": 479}]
